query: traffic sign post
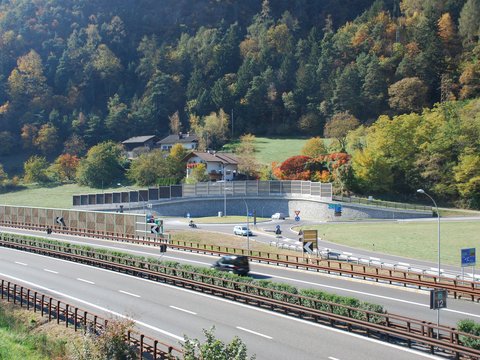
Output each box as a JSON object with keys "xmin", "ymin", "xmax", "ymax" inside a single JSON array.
[
  {"xmin": 430, "ymin": 288, "xmax": 447, "ymax": 339},
  {"xmin": 302, "ymin": 230, "xmax": 318, "ymax": 254},
  {"xmin": 430, "ymin": 289, "xmax": 447, "ymax": 310},
  {"xmin": 294, "ymin": 216, "xmax": 300, "ymax": 222},
  {"xmin": 461, "ymin": 248, "xmax": 476, "ymax": 281}
]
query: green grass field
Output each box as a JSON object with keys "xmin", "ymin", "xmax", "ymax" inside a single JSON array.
[
  {"xmin": 0, "ymin": 183, "xmax": 120, "ymax": 209},
  {"xmin": 297, "ymin": 220, "xmax": 480, "ymax": 266},
  {"xmin": 253, "ymin": 137, "xmax": 307, "ymax": 165}
]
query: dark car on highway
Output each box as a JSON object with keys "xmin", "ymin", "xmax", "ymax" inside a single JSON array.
[{"xmin": 212, "ymin": 255, "xmax": 250, "ymax": 275}]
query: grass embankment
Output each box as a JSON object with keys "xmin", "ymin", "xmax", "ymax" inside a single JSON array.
[
  {"xmin": 0, "ymin": 302, "xmax": 73, "ymax": 359},
  {"xmin": 253, "ymin": 137, "xmax": 307, "ymax": 165},
  {"xmin": 298, "ymin": 220, "xmax": 480, "ymax": 266}
]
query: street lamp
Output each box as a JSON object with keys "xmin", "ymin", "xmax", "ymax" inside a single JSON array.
[
  {"xmin": 223, "ymin": 164, "xmax": 227, "ymax": 217},
  {"xmin": 242, "ymin": 198, "xmax": 250, "ymax": 254},
  {"xmin": 118, "ymin": 183, "xmax": 146, "ymax": 213},
  {"xmin": 417, "ymin": 188, "xmax": 441, "ymax": 338}
]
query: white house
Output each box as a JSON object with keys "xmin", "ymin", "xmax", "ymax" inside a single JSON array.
[
  {"xmin": 183, "ymin": 151, "xmax": 238, "ymax": 181},
  {"xmin": 157, "ymin": 132, "xmax": 198, "ymax": 152}
]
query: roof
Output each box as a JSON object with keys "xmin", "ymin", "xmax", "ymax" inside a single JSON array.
[
  {"xmin": 122, "ymin": 135, "xmax": 157, "ymax": 144},
  {"xmin": 158, "ymin": 133, "xmax": 198, "ymax": 145},
  {"xmin": 184, "ymin": 151, "xmax": 238, "ymax": 165}
]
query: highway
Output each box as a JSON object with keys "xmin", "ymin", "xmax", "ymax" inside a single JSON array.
[
  {"xmin": 1, "ymin": 226, "xmax": 479, "ymax": 329},
  {"xmin": 0, "ymin": 246, "xmax": 440, "ymax": 360}
]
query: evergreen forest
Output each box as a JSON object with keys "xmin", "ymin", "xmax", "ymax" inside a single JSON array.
[{"xmin": 0, "ymin": 0, "xmax": 480, "ymax": 207}]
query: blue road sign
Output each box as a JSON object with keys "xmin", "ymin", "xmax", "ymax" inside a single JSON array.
[
  {"xmin": 295, "ymin": 216, "xmax": 300, "ymax": 222},
  {"xmin": 328, "ymin": 204, "xmax": 335, "ymax": 209},
  {"xmin": 248, "ymin": 211, "xmax": 253, "ymax": 217},
  {"xmin": 334, "ymin": 204, "xmax": 342, "ymax": 212},
  {"xmin": 461, "ymin": 248, "xmax": 476, "ymax": 267},
  {"xmin": 275, "ymin": 224, "xmax": 281, "ymax": 230}
]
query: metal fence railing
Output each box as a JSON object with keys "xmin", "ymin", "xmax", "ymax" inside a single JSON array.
[
  {"xmin": 0, "ymin": 279, "xmax": 181, "ymax": 359},
  {"xmin": 2, "ymin": 236, "xmax": 480, "ymax": 360},
  {"xmin": 332, "ymin": 195, "xmax": 432, "ymax": 212}
]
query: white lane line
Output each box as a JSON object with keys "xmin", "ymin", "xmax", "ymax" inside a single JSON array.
[
  {"xmin": 0, "ymin": 272, "xmax": 183, "ymax": 342},
  {"xmin": 169, "ymin": 305, "xmax": 197, "ymax": 315},
  {"xmin": 44, "ymin": 269, "xmax": 58, "ymax": 274},
  {"xmin": 0, "ymin": 260, "xmax": 442, "ymax": 358},
  {"xmin": 328, "ymin": 357, "xmax": 340, "ymax": 360},
  {"xmin": 119, "ymin": 290, "xmax": 140, "ymax": 298},
  {"xmin": 252, "ymin": 271, "xmax": 480, "ymax": 319},
  {"xmin": 236, "ymin": 326, "xmax": 272, "ymax": 339},
  {"xmin": 77, "ymin": 278, "xmax": 95, "ymax": 285},
  {"xmin": 14, "ymin": 261, "xmax": 27, "ymax": 266}
]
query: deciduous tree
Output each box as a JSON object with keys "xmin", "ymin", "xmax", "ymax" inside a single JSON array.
[{"xmin": 324, "ymin": 112, "xmax": 360, "ymax": 151}]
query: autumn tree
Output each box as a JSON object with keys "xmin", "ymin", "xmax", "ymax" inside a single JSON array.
[
  {"xmin": 34, "ymin": 123, "xmax": 59, "ymax": 154},
  {"xmin": 191, "ymin": 109, "xmax": 230, "ymax": 150},
  {"xmin": 23, "ymin": 156, "xmax": 50, "ymax": 184},
  {"xmin": 48, "ymin": 154, "xmax": 80, "ymax": 182},
  {"xmin": 169, "ymin": 110, "xmax": 182, "ymax": 134},
  {"xmin": 324, "ymin": 112, "xmax": 360, "ymax": 151},
  {"xmin": 388, "ymin": 77, "xmax": 428, "ymax": 114},
  {"xmin": 301, "ymin": 137, "xmax": 327, "ymax": 158},
  {"xmin": 236, "ymin": 134, "xmax": 259, "ymax": 179},
  {"xmin": 185, "ymin": 163, "xmax": 209, "ymax": 184},
  {"xmin": 274, "ymin": 155, "xmax": 312, "ymax": 180},
  {"xmin": 21, "ymin": 124, "xmax": 38, "ymax": 150}
]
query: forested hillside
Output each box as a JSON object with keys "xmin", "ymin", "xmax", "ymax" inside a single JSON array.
[
  {"xmin": 0, "ymin": 0, "xmax": 479, "ymax": 206},
  {"xmin": 1, "ymin": 0, "xmax": 478, "ymax": 151}
]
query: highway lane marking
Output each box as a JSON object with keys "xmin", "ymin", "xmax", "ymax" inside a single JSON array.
[
  {"xmin": 252, "ymin": 271, "xmax": 480, "ymax": 319},
  {"xmin": 2, "ymin": 246, "xmax": 479, "ymax": 320},
  {"xmin": 0, "ymin": 272, "xmax": 184, "ymax": 342},
  {"xmin": 169, "ymin": 305, "xmax": 197, "ymax": 315},
  {"xmin": 0, "ymin": 264, "xmax": 443, "ymax": 358},
  {"xmin": 328, "ymin": 357, "xmax": 340, "ymax": 360},
  {"xmin": 44, "ymin": 269, "xmax": 58, "ymax": 274},
  {"xmin": 77, "ymin": 278, "xmax": 95, "ymax": 284},
  {"xmin": 14, "ymin": 261, "xmax": 27, "ymax": 266},
  {"xmin": 119, "ymin": 290, "xmax": 141, "ymax": 298},
  {"xmin": 236, "ymin": 326, "xmax": 272, "ymax": 339}
]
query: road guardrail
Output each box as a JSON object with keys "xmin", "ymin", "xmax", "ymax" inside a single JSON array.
[
  {"xmin": 0, "ymin": 279, "xmax": 181, "ymax": 359},
  {"xmin": 1, "ymin": 235, "xmax": 480, "ymax": 360}
]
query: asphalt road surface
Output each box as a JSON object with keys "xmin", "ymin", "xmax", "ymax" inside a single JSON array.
[
  {"xmin": 1, "ymin": 226, "xmax": 479, "ymax": 329},
  {"xmin": 0, "ymin": 246, "xmax": 441, "ymax": 360}
]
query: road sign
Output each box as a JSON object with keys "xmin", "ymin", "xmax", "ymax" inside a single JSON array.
[
  {"xmin": 294, "ymin": 216, "xmax": 300, "ymax": 222},
  {"xmin": 303, "ymin": 242, "xmax": 313, "ymax": 254},
  {"xmin": 275, "ymin": 224, "xmax": 281, "ymax": 230},
  {"xmin": 248, "ymin": 211, "xmax": 253, "ymax": 217},
  {"xmin": 294, "ymin": 210, "xmax": 300, "ymax": 216},
  {"xmin": 430, "ymin": 289, "xmax": 447, "ymax": 310},
  {"xmin": 56, "ymin": 216, "xmax": 66, "ymax": 227},
  {"xmin": 150, "ymin": 225, "xmax": 160, "ymax": 234},
  {"xmin": 302, "ymin": 230, "xmax": 318, "ymax": 251},
  {"xmin": 328, "ymin": 204, "xmax": 336, "ymax": 209},
  {"xmin": 461, "ymin": 248, "xmax": 476, "ymax": 267}
]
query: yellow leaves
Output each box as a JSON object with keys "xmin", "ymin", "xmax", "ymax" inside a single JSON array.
[
  {"xmin": 352, "ymin": 26, "xmax": 369, "ymax": 48},
  {"xmin": 0, "ymin": 102, "xmax": 9, "ymax": 114},
  {"xmin": 239, "ymin": 38, "xmax": 259, "ymax": 59},
  {"xmin": 267, "ymin": 23, "xmax": 290, "ymax": 54},
  {"xmin": 438, "ymin": 13, "xmax": 456, "ymax": 44}
]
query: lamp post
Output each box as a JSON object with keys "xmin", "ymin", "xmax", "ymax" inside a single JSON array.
[
  {"xmin": 118, "ymin": 183, "xmax": 146, "ymax": 213},
  {"xmin": 223, "ymin": 164, "xmax": 227, "ymax": 217},
  {"xmin": 242, "ymin": 198, "xmax": 250, "ymax": 254},
  {"xmin": 417, "ymin": 188, "xmax": 441, "ymax": 338}
]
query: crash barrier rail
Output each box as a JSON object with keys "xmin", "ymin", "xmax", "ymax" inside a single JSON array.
[
  {"xmin": 1, "ymin": 222, "xmax": 479, "ymax": 302},
  {"xmin": 0, "ymin": 279, "xmax": 181, "ymax": 359},
  {"xmin": 1, "ymin": 237, "xmax": 480, "ymax": 359},
  {"xmin": 267, "ymin": 240, "xmax": 480, "ymax": 282},
  {"xmin": 332, "ymin": 195, "xmax": 432, "ymax": 212}
]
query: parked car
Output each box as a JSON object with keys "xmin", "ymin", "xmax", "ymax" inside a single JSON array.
[
  {"xmin": 271, "ymin": 212, "xmax": 287, "ymax": 220},
  {"xmin": 233, "ymin": 225, "xmax": 252, "ymax": 236},
  {"xmin": 319, "ymin": 249, "xmax": 343, "ymax": 260},
  {"xmin": 212, "ymin": 255, "xmax": 250, "ymax": 275}
]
